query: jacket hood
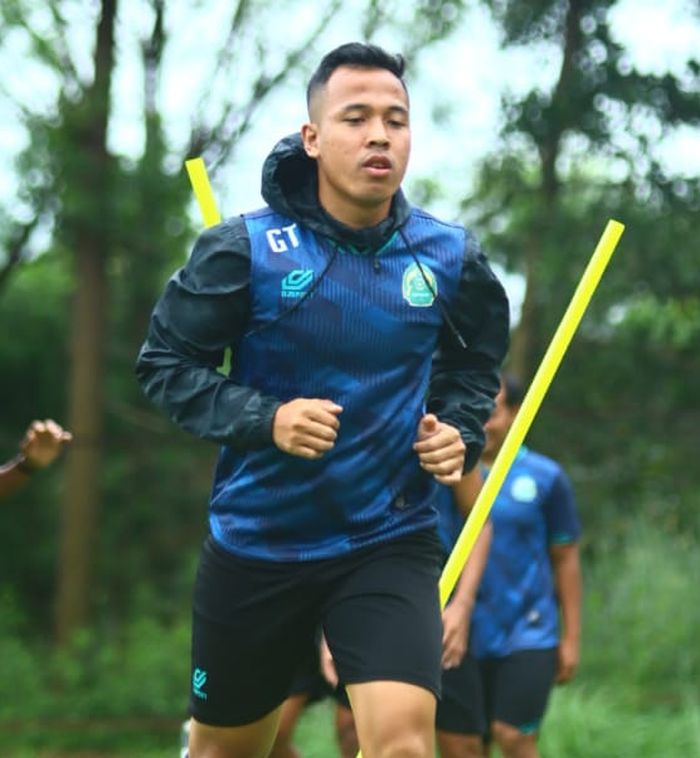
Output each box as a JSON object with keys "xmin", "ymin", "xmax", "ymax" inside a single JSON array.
[{"xmin": 260, "ymin": 133, "xmax": 411, "ymax": 252}]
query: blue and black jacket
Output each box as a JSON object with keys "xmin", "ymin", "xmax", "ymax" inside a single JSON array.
[{"xmin": 136, "ymin": 134, "xmax": 509, "ymax": 560}]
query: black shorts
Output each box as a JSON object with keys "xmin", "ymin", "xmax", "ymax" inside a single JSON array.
[
  {"xmin": 436, "ymin": 653, "xmax": 486, "ymax": 735},
  {"xmin": 189, "ymin": 529, "xmax": 443, "ymax": 726},
  {"xmin": 437, "ymin": 648, "xmax": 557, "ymax": 736},
  {"xmin": 480, "ymin": 648, "xmax": 558, "ymax": 734}
]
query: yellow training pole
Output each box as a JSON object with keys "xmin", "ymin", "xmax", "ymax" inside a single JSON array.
[
  {"xmin": 185, "ymin": 157, "xmax": 222, "ymax": 228},
  {"xmin": 439, "ymin": 219, "xmax": 625, "ymax": 607}
]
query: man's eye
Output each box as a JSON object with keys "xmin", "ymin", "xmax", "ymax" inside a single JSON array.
[
  {"xmin": 344, "ymin": 117, "xmax": 363, "ymax": 124},
  {"xmin": 388, "ymin": 120, "xmax": 407, "ymax": 128}
]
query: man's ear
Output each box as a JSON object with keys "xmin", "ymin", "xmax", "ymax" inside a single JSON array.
[{"xmin": 301, "ymin": 122, "xmax": 320, "ymax": 158}]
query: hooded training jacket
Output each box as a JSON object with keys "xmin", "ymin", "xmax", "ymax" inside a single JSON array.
[{"xmin": 136, "ymin": 134, "xmax": 509, "ymax": 561}]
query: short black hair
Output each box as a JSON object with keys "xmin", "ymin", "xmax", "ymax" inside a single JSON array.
[
  {"xmin": 306, "ymin": 42, "xmax": 407, "ymax": 113},
  {"xmin": 502, "ymin": 374, "xmax": 525, "ymax": 408}
]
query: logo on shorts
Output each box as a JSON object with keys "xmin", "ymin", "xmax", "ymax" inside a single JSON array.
[
  {"xmin": 192, "ymin": 667, "xmax": 208, "ymax": 700},
  {"xmin": 281, "ymin": 269, "xmax": 314, "ymax": 299},
  {"xmin": 402, "ymin": 262, "xmax": 437, "ymax": 307}
]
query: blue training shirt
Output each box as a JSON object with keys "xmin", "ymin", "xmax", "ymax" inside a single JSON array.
[
  {"xmin": 209, "ymin": 207, "xmax": 464, "ymax": 560},
  {"xmin": 437, "ymin": 447, "xmax": 580, "ymax": 658}
]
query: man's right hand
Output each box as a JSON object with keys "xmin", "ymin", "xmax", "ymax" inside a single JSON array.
[
  {"xmin": 272, "ymin": 398, "xmax": 342, "ymax": 459},
  {"xmin": 20, "ymin": 419, "xmax": 72, "ymax": 470}
]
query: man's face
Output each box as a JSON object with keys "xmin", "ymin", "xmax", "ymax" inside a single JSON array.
[
  {"xmin": 483, "ymin": 387, "xmax": 518, "ymax": 459},
  {"xmin": 302, "ymin": 65, "xmax": 411, "ymax": 228}
]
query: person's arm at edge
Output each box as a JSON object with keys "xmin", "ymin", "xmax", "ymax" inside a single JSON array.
[
  {"xmin": 0, "ymin": 419, "xmax": 72, "ymax": 500},
  {"xmin": 427, "ymin": 230, "xmax": 510, "ymax": 471},
  {"xmin": 135, "ymin": 217, "xmax": 282, "ymax": 450},
  {"xmin": 550, "ymin": 541, "xmax": 582, "ymax": 683},
  {"xmin": 0, "ymin": 457, "xmax": 33, "ymax": 500},
  {"xmin": 441, "ymin": 468, "xmax": 492, "ymax": 668},
  {"xmin": 445, "ymin": 468, "xmax": 492, "ymax": 614}
]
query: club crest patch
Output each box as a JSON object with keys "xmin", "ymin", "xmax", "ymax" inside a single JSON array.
[
  {"xmin": 402, "ymin": 262, "xmax": 437, "ymax": 307},
  {"xmin": 511, "ymin": 475, "xmax": 538, "ymax": 503}
]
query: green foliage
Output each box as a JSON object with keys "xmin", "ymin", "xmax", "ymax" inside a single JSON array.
[
  {"xmin": 294, "ymin": 700, "xmax": 340, "ymax": 757},
  {"xmin": 0, "ymin": 608, "xmax": 190, "ymax": 722},
  {"xmin": 538, "ymin": 685, "xmax": 700, "ymax": 757},
  {"xmin": 582, "ymin": 521, "xmax": 700, "ymax": 702},
  {"xmin": 0, "ymin": 252, "xmax": 71, "ymax": 426}
]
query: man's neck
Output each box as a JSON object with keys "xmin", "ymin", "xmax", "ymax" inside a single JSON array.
[{"xmin": 318, "ymin": 189, "xmax": 391, "ymax": 229}]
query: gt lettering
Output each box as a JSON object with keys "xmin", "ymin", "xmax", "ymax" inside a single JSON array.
[{"xmin": 266, "ymin": 223, "xmax": 300, "ymax": 253}]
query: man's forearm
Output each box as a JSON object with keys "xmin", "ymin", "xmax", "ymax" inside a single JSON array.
[
  {"xmin": 552, "ymin": 543, "xmax": 582, "ymax": 642},
  {"xmin": 447, "ymin": 470, "xmax": 490, "ymax": 611},
  {"xmin": 449, "ymin": 520, "xmax": 492, "ymax": 612},
  {"xmin": 0, "ymin": 456, "xmax": 32, "ymax": 499},
  {"xmin": 136, "ymin": 330, "xmax": 281, "ymax": 449}
]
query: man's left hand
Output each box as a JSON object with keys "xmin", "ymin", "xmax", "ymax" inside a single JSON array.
[
  {"xmin": 441, "ymin": 602, "xmax": 469, "ymax": 670},
  {"xmin": 556, "ymin": 637, "xmax": 580, "ymax": 684},
  {"xmin": 413, "ymin": 414, "xmax": 465, "ymax": 485}
]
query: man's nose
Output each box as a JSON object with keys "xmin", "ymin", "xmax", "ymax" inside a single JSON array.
[{"xmin": 366, "ymin": 118, "xmax": 389, "ymax": 146}]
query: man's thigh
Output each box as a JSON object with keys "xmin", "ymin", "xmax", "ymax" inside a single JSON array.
[
  {"xmin": 189, "ymin": 709, "xmax": 283, "ymax": 758},
  {"xmin": 347, "ymin": 680, "xmax": 436, "ymax": 758}
]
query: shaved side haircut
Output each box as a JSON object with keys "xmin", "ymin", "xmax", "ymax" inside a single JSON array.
[{"xmin": 306, "ymin": 42, "xmax": 408, "ymax": 117}]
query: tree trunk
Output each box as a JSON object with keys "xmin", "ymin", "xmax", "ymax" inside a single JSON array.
[
  {"xmin": 55, "ymin": 248, "xmax": 107, "ymax": 643},
  {"xmin": 55, "ymin": 0, "xmax": 117, "ymax": 646},
  {"xmin": 511, "ymin": 0, "xmax": 584, "ymax": 381},
  {"xmin": 508, "ymin": 237, "xmax": 538, "ymax": 381}
]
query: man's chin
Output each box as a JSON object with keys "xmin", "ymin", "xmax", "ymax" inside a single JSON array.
[
  {"xmin": 356, "ymin": 189, "xmax": 393, "ymax": 205},
  {"xmin": 482, "ymin": 442, "xmax": 497, "ymax": 460}
]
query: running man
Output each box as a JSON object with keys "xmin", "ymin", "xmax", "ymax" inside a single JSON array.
[{"xmin": 137, "ymin": 42, "xmax": 509, "ymax": 758}]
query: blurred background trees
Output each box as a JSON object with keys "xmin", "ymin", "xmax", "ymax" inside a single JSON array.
[
  {"xmin": 0, "ymin": 0, "xmax": 698, "ymax": 754},
  {"xmin": 468, "ymin": 0, "xmax": 700, "ymax": 545}
]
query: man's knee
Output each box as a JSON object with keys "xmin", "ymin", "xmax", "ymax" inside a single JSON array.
[
  {"xmin": 376, "ymin": 731, "xmax": 433, "ymax": 758},
  {"xmin": 348, "ymin": 681, "xmax": 435, "ymax": 758},
  {"xmin": 437, "ymin": 731, "xmax": 484, "ymax": 758},
  {"xmin": 356, "ymin": 719, "xmax": 433, "ymax": 758},
  {"xmin": 490, "ymin": 720, "xmax": 538, "ymax": 757},
  {"xmin": 189, "ymin": 711, "xmax": 281, "ymax": 758}
]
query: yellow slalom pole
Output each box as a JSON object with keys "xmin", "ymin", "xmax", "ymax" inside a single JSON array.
[
  {"xmin": 439, "ymin": 218, "xmax": 624, "ymax": 606},
  {"xmin": 185, "ymin": 157, "xmax": 222, "ymax": 228}
]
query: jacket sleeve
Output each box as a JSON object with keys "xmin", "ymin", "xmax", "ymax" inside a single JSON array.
[
  {"xmin": 135, "ymin": 216, "xmax": 282, "ymax": 449},
  {"xmin": 427, "ymin": 229, "xmax": 510, "ymax": 471}
]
